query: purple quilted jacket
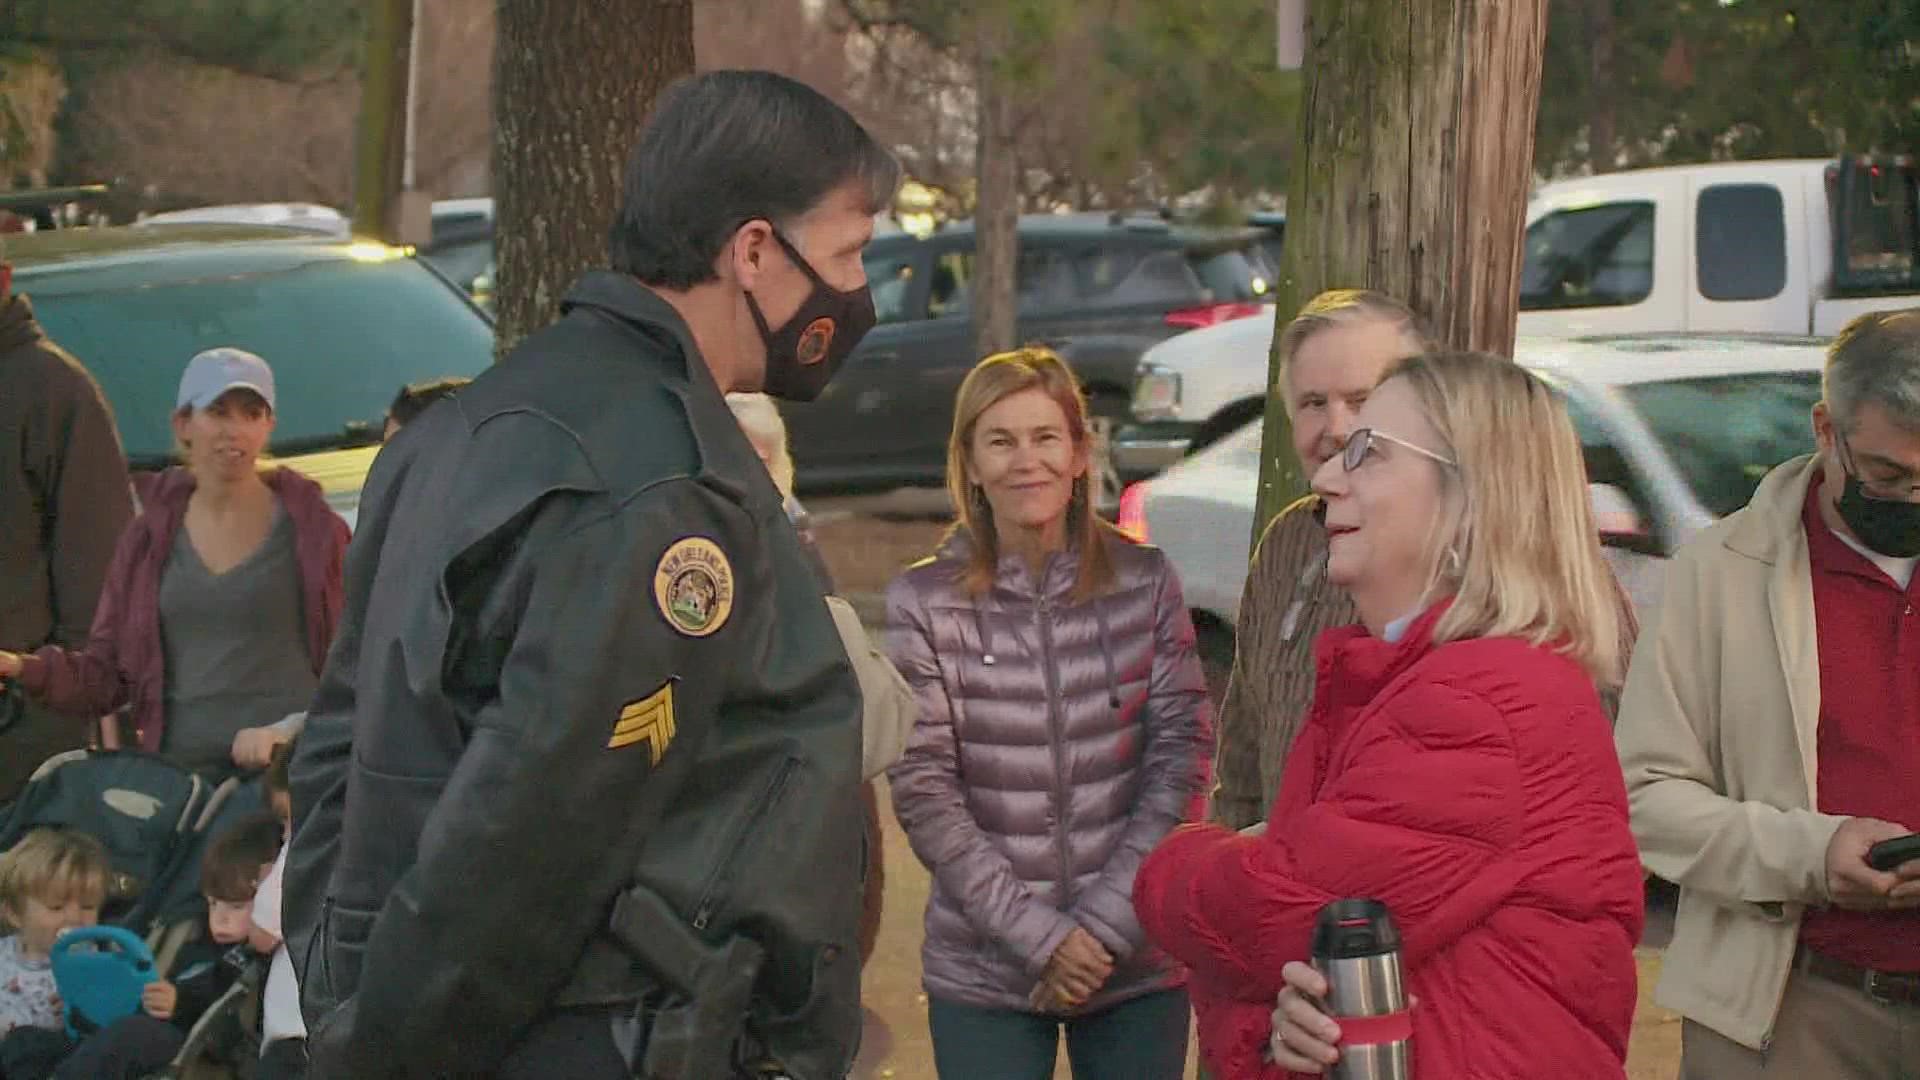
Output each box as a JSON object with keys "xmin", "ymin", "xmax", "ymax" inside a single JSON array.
[{"xmin": 885, "ymin": 529, "xmax": 1215, "ymax": 1013}]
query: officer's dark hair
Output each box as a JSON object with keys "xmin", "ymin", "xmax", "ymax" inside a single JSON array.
[
  {"xmin": 387, "ymin": 376, "xmax": 471, "ymax": 431},
  {"xmin": 610, "ymin": 70, "xmax": 901, "ymax": 289}
]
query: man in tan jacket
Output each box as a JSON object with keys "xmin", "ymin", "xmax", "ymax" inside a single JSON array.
[{"xmin": 1617, "ymin": 308, "xmax": 1920, "ymax": 1078}]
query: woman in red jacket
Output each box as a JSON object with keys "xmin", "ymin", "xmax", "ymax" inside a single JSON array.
[
  {"xmin": 0, "ymin": 348, "xmax": 348, "ymax": 777},
  {"xmin": 1134, "ymin": 350, "xmax": 1644, "ymax": 1078}
]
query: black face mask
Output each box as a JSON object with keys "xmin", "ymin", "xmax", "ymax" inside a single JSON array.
[
  {"xmin": 1837, "ymin": 465, "xmax": 1920, "ymax": 558},
  {"xmin": 744, "ymin": 228, "xmax": 876, "ymax": 402}
]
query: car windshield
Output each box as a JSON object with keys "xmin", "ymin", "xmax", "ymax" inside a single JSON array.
[
  {"xmin": 27, "ymin": 255, "xmax": 495, "ymax": 468},
  {"xmin": 1620, "ymin": 371, "xmax": 1822, "ymax": 518}
]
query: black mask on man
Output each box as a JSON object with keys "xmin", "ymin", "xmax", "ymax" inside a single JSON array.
[
  {"xmin": 1837, "ymin": 463, "xmax": 1920, "ymax": 558},
  {"xmin": 744, "ymin": 228, "xmax": 876, "ymax": 402}
]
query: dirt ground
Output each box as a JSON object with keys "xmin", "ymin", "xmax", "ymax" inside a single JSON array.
[{"xmin": 814, "ymin": 498, "xmax": 1683, "ymax": 1079}]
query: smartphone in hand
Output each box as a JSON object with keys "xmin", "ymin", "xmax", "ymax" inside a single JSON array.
[{"xmin": 1866, "ymin": 833, "xmax": 1920, "ymax": 872}]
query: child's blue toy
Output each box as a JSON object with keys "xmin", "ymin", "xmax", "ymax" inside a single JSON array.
[{"xmin": 49, "ymin": 925, "xmax": 157, "ymax": 1037}]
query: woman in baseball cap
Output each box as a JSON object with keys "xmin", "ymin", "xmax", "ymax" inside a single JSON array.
[{"xmin": 0, "ymin": 348, "xmax": 349, "ymax": 779}]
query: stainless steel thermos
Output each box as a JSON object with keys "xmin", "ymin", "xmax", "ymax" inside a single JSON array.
[{"xmin": 1311, "ymin": 898, "xmax": 1412, "ymax": 1080}]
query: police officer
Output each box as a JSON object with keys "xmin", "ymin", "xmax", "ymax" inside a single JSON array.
[{"xmin": 282, "ymin": 71, "xmax": 900, "ymax": 1079}]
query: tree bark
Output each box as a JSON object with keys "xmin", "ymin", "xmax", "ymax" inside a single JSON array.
[
  {"xmin": 1251, "ymin": 0, "xmax": 1548, "ymax": 535},
  {"xmin": 492, "ymin": 0, "xmax": 694, "ymax": 356},
  {"xmin": 350, "ymin": 0, "xmax": 412, "ymax": 243},
  {"xmin": 971, "ymin": 40, "xmax": 1021, "ymax": 360}
]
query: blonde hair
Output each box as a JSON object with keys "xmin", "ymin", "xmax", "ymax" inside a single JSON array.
[
  {"xmin": 0, "ymin": 829, "xmax": 110, "ymax": 929},
  {"xmin": 726, "ymin": 392, "xmax": 796, "ymax": 499},
  {"xmin": 1387, "ymin": 350, "xmax": 1629, "ymax": 688},
  {"xmin": 945, "ymin": 347, "xmax": 1118, "ymax": 601},
  {"xmin": 1277, "ymin": 289, "xmax": 1427, "ymax": 407}
]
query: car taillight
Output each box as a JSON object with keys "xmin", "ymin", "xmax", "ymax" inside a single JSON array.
[
  {"xmin": 1117, "ymin": 482, "xmax": 1149, "ymax": 542},
  {"xmin": 1164, "ymin": 301, "xmax": 1265, "ymax": 330}
]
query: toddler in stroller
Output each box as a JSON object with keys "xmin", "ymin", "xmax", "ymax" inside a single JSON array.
[{"xmin": 0, "ymin": 749, "xmax": 284, "ymax": 1079}]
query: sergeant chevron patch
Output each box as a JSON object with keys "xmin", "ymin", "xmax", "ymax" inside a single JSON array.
[{"xmin": 609, "ymin": 681, "xmax": 677, "ymax": 765}]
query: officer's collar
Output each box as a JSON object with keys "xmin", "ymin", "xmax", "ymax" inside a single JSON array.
[
  {"xmin": 561, "ymin": 271, "xmax": 709, "ymax": 377},
  {"xmin": 561, "ymin": 270, "xmax": 755, "ymax": 501}
]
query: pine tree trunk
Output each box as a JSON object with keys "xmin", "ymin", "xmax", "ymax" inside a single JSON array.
[
  {"xmin": 492, "ymin": 0, "xmax": 695, "ymax": 356},
  {"xmin": 1251, "ymin": 0, "xmax": 1548, "ymax": 534},
  {"xmin": 971, "ymin": 46, "xmax": 1020, "ymax": 360}
]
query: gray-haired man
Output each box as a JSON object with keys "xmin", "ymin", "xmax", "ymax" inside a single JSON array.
[{"xmin": 1618, "ymin": 308, "xmax": 1920, "ymax": 1077}]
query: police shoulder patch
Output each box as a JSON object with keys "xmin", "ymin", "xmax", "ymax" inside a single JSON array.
[
  {"xmin": 610, "ymin": 681, "xmax": 677, "ymax": 765},
  {"xmin": 654, "ymin": 536, "xmax": 734, "ymax": 637}
]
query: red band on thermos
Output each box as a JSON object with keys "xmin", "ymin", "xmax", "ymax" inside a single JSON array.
[{"xmin": 1336, "ymin": 1008, "xmax": 1414, "ymax": 1047}]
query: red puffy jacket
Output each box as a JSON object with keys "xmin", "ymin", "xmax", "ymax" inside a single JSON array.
[{"xmin": 1135, "ymin": 606, "xmax": 1643, "ymax": 1079}]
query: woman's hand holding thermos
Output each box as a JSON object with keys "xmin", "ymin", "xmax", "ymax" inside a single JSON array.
[
  {"xmin": 1271, "ymin": 961, "xmax": 1343, "ymax": 1071},
  {"xmin": 1271, "ymin": 899, "xmax": 1416, "ymax": 1078}
]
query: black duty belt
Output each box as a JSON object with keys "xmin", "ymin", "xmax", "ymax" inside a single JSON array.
[{"xmin": 1797, "ymin": 947, "xmax": 1920, "ymax": 1006}]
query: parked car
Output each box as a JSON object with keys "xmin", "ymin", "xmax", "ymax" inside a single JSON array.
[
  {"xmin": 1122, "ymin": 334, "xmax": 1828, "ymax": 665},
  {"xmin": 1116, "ymin": 155, "xmax": 1916, "ymax": 476},
  {"xmin": 1246, "ymin": 210, "xmax": 1285, "ymax": 279},
  {"xmin": 781, "ymin": 212, "xmax": 1276, "ymax": 493},
  {"xmin": 1517, "ymin": 155, "xmax": 1917, "ymax": 339},
  {"xmin": 422, "ymin": 196, "xmax": 496, "ymax": 303},
  {"xmin": 10, "ymin": 225, "xmax": 498, "ymax": 528},
  {"xmin": 137, "ymin": 202, "xmax": 350, "ymax": 237}
]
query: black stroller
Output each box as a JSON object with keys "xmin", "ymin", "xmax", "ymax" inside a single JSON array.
[{"xmin": 0, "ymin": 748, "xmax": 271, "ymax": 1079}]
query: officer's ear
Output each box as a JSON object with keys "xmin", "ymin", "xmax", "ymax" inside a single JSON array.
[{"xmin": 723, "ymin": 219, "xmax": 778, "ymax": 292}]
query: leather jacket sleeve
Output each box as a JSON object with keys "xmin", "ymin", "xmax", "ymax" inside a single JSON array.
[{"xmin": 310, "ymin": 479, "xmax": 753, "ymax": 1077}]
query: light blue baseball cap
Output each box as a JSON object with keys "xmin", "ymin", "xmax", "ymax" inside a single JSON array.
[{"xmin": 177, "ymin": 347, "xmax": 275, "ymax": 412}]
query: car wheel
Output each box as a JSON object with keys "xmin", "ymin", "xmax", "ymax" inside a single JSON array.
[{"xmin": 1194, "ymin": 617, "xmax": 1235, "ymax": 703}]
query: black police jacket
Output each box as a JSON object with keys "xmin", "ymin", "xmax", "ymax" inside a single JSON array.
[{"xmin": 283, "ymin": 272, "xmax": 867, "ymax": 1079}]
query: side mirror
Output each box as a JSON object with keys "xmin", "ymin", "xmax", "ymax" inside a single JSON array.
[{"xmin": 1590, "ymin": 482, "xmax": 1661, "ymax": 555}]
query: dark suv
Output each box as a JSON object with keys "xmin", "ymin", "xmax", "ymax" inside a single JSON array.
[{"xmin": 782, "ymin": 213, "xmax": 1273, "ymax": 493}]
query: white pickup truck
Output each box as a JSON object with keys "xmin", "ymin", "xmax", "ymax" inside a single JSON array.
[{"xmin": 1115, "ymin": 155, "xmax": 1920, "ymax": 472}]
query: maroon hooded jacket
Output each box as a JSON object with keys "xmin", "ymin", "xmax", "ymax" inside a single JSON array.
[{"xmin": 17, "ymin": 466, "xmax": 348, "ymax": 753}]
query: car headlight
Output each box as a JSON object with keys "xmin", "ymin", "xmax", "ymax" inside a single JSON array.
[{"xmin": 1133, "ymin": 366, "xmax": 1182, "ymax": 421}]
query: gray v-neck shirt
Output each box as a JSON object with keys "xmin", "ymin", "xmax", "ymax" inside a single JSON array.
[{"xmin": 158, "ymin": 506, "xmax": 317, "ymax": 774}]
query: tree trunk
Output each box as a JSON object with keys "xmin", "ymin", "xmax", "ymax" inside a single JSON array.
[
  {"xmin": 351, "ymin": 0, "xmax": 412, "ymax": 242},
  {"xmin": 492, "ymin": 0, "xmax": 694, "ymax": 356},
  {"xmin": 971, "ymin": 45, "xmax": 1020, "ymax": 360},
  {"xmin": 1584, "ymin": 0, "xmax": 1616, "ymax": 173},
  {"xmin": 1251, "ymin": 0, "xmax": 1548, "ymax": 535}
]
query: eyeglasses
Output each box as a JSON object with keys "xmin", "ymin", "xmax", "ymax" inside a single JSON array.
[
  {"xmin": 1838, "ymin": 434, "xmax": 1920, "ymax": 501},
  {"xmin": 1342, "ymin": 427, "xmax": 1456, "ymax": 472}
]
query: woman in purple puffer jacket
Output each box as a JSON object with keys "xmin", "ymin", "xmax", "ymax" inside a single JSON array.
[{"xmin": 886, "ymin": 347, "xmax": 1215, "ymax": 1080}]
